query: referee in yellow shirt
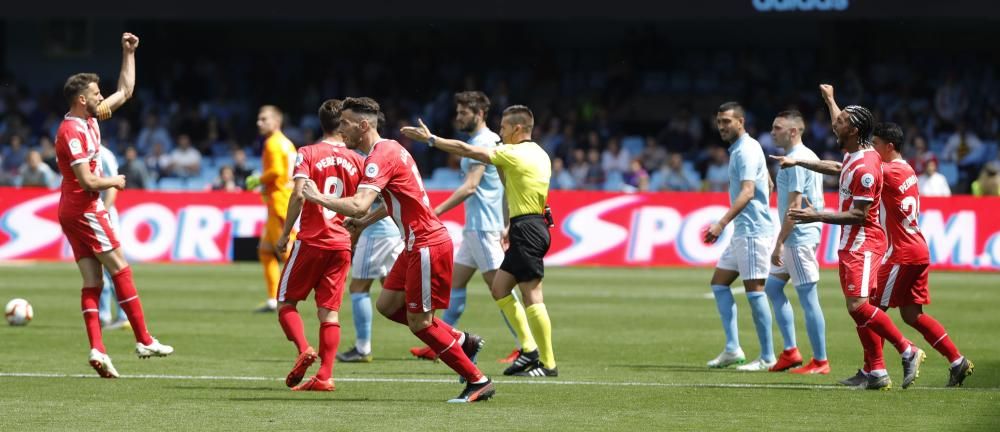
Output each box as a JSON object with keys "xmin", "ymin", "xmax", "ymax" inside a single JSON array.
[
  {"xmin": 250, "ymin": 105, "xmax": 297, "ymax": 312},
  {"xmin": 402, "ymin": 105, "xmax": 558, "ymax": 377}
]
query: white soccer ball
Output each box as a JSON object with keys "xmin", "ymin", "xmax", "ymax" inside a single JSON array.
[{"xmin": 5, "ymin": 298, "xmax": 33, "ymax": 326}]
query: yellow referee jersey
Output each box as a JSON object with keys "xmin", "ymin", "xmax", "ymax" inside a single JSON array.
[
  {"xmin": 490, "ymin": 141, "xmax": 551, "ymax": 218},
  {"xmin": 260, "ymin": 130, "xmax": 296, "ymax": 218}
]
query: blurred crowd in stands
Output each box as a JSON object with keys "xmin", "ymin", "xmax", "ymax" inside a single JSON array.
[{"xmin": 1, "ymin": 35, "xmax": 998, "ymax": 196}]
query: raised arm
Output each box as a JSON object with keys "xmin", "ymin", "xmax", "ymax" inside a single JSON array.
[
  {"xmin": 400, "ymin": 119, "xmax": 494, "ymax": 165},
  {"xmin": 819, "ymin": 84, "xmax": 841, "ymax": 126},
  {"xmin": 771, "ymin": 155, "xmax": 842, "ymax": 176},
  {"xmin": 97, "ymin": 33, "xmax": 139, "ymax": 119}
]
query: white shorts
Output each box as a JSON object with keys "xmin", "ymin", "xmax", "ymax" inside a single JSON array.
[
  {"xmin": 351, "ymin": 235, "xmax": 404, "ymax": 280},
  {"xmin": 454, "ymin": 230, "xmax": 504, "ymax": 273},
  {"xmin": 769, "ymin": 243, "xmax": 821, "ymax": 286},
  {"xmin": 716, "ymin": 236, "xmax": 773, "ymax": 281}
]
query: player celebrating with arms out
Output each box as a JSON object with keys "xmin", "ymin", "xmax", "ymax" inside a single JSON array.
[
  {"xmin": 301, "ymin": 97, "xmax": 494, "ymax": 403},
  {"xmin": 273, "ymin": 99, "xmax": 364, "ymax": 391},
  {"xmin": 55, "ymin": 33, "xmax": 172, "ymax": 378},
  {"xmin": 778, "ymin": 84, "xmax": 972, "ymax": 387},
  {"xmin": 775, "ymin": 84, "xmax": 924, "ymax": 390}
]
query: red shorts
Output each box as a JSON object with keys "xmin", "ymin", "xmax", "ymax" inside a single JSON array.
[
  {"xmin": 872, "ymin": 263, "xmax": 930, "ymax": 308},
  {"xmin": 383, "ymin": 240, "xmax": 454, "ymax": 313},
  {"xmin": 837, "ymin": 250, "xmax": 883, "ymax": 299},
  {"xmin": 59, "ymin": 210, "xmax": 121, "ymax": 261},
  {"xmin": 277, "ymin": 241, "xmax": 350, "ymax": 311}
]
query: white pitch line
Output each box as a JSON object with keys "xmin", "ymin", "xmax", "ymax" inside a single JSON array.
[{"xmin": 0, "ymin": 372, "xmax": 994, "ymax": 392}]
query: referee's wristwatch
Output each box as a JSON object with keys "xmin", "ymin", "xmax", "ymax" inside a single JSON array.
[{"xmin": 428, "ymin": 135, "xmax": 437, "ymax": 147}]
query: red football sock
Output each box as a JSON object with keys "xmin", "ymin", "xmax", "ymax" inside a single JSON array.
[
  {"xmin": 315, "ymin": 322, "xmax": 340, "ymax": 381},
  {"xmin": 433, "ymin": 317, "xmax": 464, "ymax": 341},
  {"xmin": 851, "ymin": 303, "xmax": 911, "ymax": 354},
  {"xmin": 81, "ymin": 287, "xmax": 106, "ymax": 353},
  {"xmin": 277, "ymin": 305, "xmax": 310, "ymax": 353},
  {"xmin": 911, "ymin": 313, "xmax": 962, "ymax": 363},
  {"xmin": 413, "ymin": 321, "xmax": 483, "ymax": 383},
  {"xmin": 388, "ymin": 308, "xmax": 461, "ymax": 340},
  {"xmin": 111, "ymin": 267, "xmax": 153, "ymax": 345},
  {"xmin": 856, "ymin": 325, "xmax": 885, "ymax": 371}
]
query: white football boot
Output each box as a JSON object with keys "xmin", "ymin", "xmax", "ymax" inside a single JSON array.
[
  {"xmin": 736, "ymin": 357, "xmax": 778, "ymax": 371},
  {"xmin": 136, "ymin": 337, "xmax": 174, "ymax": 358},
  {"xmin": 707, "ymin": 348, "xmax": 746, "ymax": 368},
  {"xmin": 89, "ymin": 349, "xmax": 120, "ymax": 378}
]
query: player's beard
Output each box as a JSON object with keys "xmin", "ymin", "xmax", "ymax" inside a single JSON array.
[
  {"xmin": 457, "ymin": 118, "xmax": 476, "ymax": 134},
  {"xmin": 345, "ymin": 130, "xmax": 362, "ymax": 149},
  {"xmin": 85, "ymin": 99, "xmax": 99, "ymax": 118},
  {"xmin": 719, "ymin": 129, "xmax": 734, "ymax": 143}
]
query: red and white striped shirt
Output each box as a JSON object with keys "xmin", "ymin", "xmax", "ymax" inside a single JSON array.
[{"xmin": 837, "ymin": 148, "xmax": 887, "ymax": 254}]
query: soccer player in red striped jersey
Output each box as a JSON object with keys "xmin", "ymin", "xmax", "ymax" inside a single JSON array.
[
  {"xmin": 301, "ymin": 97, "xmax": 494, "ymax": 403},
  {"xmin": 274, "ymin": 99, "xmax": 364, "ymax": 391},
  {"xmin": 56, "ymin": 33, "xmax": 173, "ymax": 379},
  {"xmin": 775, "ymin": 84, "xmax": 924, "ymax": 390},
  {"xmin": 868, "ymin": 122, "xmax": 973, "ymax": 387}
]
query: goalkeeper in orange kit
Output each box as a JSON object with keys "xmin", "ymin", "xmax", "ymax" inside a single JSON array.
[{"xmin": 247, "ymin": 105, "xmax": 297, "ymax": 312}]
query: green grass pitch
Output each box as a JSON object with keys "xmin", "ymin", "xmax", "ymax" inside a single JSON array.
[{"xmin": 1, "ymin": 263, "xmax": 998, "ymax": 431}]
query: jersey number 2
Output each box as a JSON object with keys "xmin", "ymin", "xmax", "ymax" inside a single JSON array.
[{"xmin": 900, "ymin": 196, "xmax": 920, "ymax": 234}]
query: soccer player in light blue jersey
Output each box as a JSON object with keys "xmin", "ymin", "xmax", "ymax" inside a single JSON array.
[
  {"xmin": 765, "ymin": 110, "xmax": 829, "ymax": 374},
  {"xmin": 97, "ymin": 145, "xmax": 129, "ymax": 330},
  {"xmin": 409, "ymin": 91, "xmax": 521, "ymax": 363},
  {"xmin": 703, "ymin": 102, "xmax": 776, "ymax": 371}
]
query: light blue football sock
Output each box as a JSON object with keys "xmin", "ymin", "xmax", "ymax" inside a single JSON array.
[
  {"xmin": 746, "ymin": 291, "xmax": 775, "ymax": 362},
  {"xmin": 442, "ymin": 288, "xmax": 467, "ymax": 326},
  {"xmin": 350, "ymin": 292, "xmax": 373, "ymax": 353},
  {"xmin": 712, "ymin": 284, "xmax": 740, "ymax": 353},
  {"xmin": 99, "ymin": 270, "xmax": 119, "ymax": 324},
  {"xmin": 795, "ymin": 282, "xmax": 827, "ymax": 361},
  {"xmin": 764, "ymin": 275, "xmax": 796, "ymax": 351}
]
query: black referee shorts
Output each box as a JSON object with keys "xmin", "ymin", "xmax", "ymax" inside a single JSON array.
[{"xmin": 500, "ymin": 214, "xmax": 551, "ymax": 283}]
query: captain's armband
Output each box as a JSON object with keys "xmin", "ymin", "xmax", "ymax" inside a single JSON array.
[{"xmin": 96, "ymin": 102, "xmax": 113, "ymax": 121}]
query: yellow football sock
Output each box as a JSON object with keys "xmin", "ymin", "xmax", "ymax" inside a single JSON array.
[
  {"xmin": 259, "ymin": 249, "xmax": 280, "ymax": 300},
  {"xmin": 526, "ymin": 303, "xmax": 556, "ymax": 369},
  {"xmin": 496, "ymin": 294, "xmax": 537, "ymax": 353}
]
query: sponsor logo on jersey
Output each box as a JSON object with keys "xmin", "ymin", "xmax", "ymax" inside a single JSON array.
[{"xmin": 365, "ymin": 163, "xmax": 379, "ymax": 178}]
